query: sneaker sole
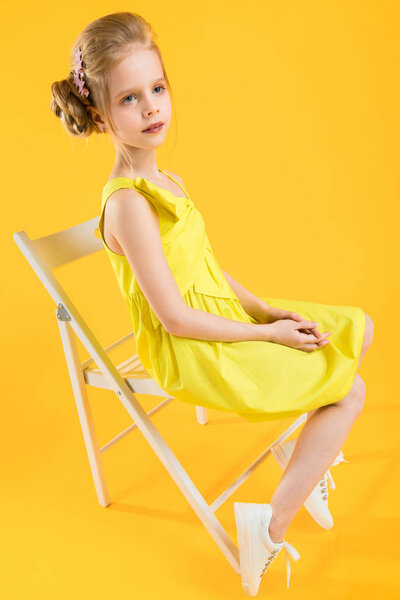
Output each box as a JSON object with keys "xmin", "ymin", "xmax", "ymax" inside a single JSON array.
[
  {"xmin": 234, "ymin": 502, "xmax": 256, "ymax": 596},
  {"xmin": 234, "ymin": 502, "xmax": 272, "ymax": 596}
]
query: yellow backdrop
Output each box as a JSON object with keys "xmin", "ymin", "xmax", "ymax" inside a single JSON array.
[{"xmin": 2, "ymin": 1, "xmax": 399, "ymax": 598}]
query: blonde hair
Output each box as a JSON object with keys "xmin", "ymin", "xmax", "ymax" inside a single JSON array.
[{"xmin": 50, "ymin": 11, "xmax": 174, "ymax": 173}]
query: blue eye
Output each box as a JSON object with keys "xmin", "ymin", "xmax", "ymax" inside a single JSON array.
[
  {"xmin": 122, "ymin": 85, "xmax": 166, "ymax": 104},
  {"xmin": 122, "ymin": 94, "xmax": 135, "ymax": 104}
]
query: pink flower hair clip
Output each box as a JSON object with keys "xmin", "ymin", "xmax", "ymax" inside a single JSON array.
[{"xmin": 72, "ymin": 47, "xmax": 90, "ymax": 98}]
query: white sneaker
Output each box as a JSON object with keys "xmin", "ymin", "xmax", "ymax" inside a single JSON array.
[
  {"xmin": 234, "ymin": 502, "xmax": 301, "ymax": 595},
  {"xmin": 271, "ymin": 438, "xmax": 348, "ymax": 529}
]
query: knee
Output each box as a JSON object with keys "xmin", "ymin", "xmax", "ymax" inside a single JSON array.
[
  {"xmin": 349, "ymin": 373, "xmax": 366, "ymax": 417},
  {"xmin": 333, "ymin": 373, "xmax": 366, "ymax": 416},
  {"xmin": 363, "ymin": 311, "xmax": 374, "ymax": 349}
]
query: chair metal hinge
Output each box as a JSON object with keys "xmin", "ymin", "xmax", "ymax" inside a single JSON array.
[{"xmin": 56, "ymin": 303, "xmax": 71, "ymax": 321}]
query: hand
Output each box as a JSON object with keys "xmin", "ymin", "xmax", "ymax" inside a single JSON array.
[
  {"xmin": 255, "ymin": 304, "xmax": 331, "ymax": 348},
  {"xmin": 261, "ymin": 318, "xmax": 331, "ymax": 352}
]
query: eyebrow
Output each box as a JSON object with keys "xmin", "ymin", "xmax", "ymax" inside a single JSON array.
[{"xmin": 114, "ymin": 77, "xmax": 166, "ymax": 100}]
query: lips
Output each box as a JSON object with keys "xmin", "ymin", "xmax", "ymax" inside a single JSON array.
[{"xmin": 143, "ymin": 121, "xmax": 164, "ymax": 132}]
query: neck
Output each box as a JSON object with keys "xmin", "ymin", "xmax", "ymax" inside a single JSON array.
[{"xmin": 113, "ymin": 148, "xmax": 161, "ymax": 179}]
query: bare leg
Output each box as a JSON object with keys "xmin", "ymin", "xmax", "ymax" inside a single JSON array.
[
  {"xmin": 267, "ymin": 312, "xmax": 374, "ymax": 543},
  {"xmin": 268, "ymin": 374, "xmax": 366, "ymax": 542}
]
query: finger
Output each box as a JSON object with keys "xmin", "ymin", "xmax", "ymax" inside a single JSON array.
[
  {"xmin": 301, "ymin": 340, "xmax": 330, "ymax": 352},
  {"xmin": 290, "ymin": 312, "xmax": 303, "ymax": 321},
  {"xmin": 300, "ymin": 331, "xmax": 330, "ymax": 345},
  {"xmin": 299, "ymin": 332, "xmax": 320, "ymax": 344},
  {"xmin": 305, "ymin": 327, "xmax": 331, "ymax": 339},
  {"xmin": 311, "ymin": 326, "xmax": 321, "ymax": 337},
  {"xmin": 296, "ymin": 320, "xmax": 319, "ymax": 330},
  {"xmin": 314, "ymin": 332, "xmax": 331, "ymax": 341},
  {"xmin": 313, "ymin": 327, "xmax": 331, "ymax": 338},
  {"xmin": 316, "ymin": 330, "xmax": 331, "ymax": 340}
]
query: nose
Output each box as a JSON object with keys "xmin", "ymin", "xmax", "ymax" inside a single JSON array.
[{"xmin": 144, "ymin": 104, "xmax": 159, "ymax": 117}]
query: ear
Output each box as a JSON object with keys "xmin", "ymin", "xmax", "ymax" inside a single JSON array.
[{"xmin": 88, "ymin": 107, "xmax": 107, "ymax": 132}]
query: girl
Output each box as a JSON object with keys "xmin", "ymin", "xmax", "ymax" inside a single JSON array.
[{"xmin": 50, "ymin": 11, "xmax": 374, "ymax": 595}]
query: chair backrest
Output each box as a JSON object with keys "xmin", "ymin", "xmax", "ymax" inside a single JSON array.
[
  {"xmin": 13, "ymin": 216, "xmax": 134, "ymax": 392},
  {"xmin": 14, "ymin": 214, "xmax": 102, "ymax": 276},
  {"xmin": 13, "ymin": 215, "xmax": 105, "ymax": 325}
]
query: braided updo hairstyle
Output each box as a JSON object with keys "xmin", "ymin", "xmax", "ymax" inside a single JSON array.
[{"xmin": 50, "ymin": 11, "xmax": 173, "ymax": 171}]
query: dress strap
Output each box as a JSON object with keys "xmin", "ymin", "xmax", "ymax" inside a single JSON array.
[{"xmin": 159, "ymin": 169, "xmax": 190, "ymax": 200}]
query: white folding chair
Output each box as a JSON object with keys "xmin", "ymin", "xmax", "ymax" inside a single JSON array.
[{"xmin": 13, "ymin": 217, "xmax": 307, "ymax": 575}]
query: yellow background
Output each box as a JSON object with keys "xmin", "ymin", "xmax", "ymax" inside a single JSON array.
[{"xmin": 3, "ymin": 1, "xmax": 399, "ymax": 597}]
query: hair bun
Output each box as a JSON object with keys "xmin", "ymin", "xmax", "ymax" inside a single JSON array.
[{"xmin": 50, "ymin": 76, "xmax": 95, "ymax": 137}]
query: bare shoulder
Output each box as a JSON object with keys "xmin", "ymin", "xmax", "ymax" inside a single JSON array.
[
  {"xmin": 106, "ymin": 185, "xmax": 161, "ymax": 221},
  {"xmin": 105, "ymin": 185, "xmax": 156, "ymax": 220},
  {"xmin": 163, "ymin": 169, "xmax": 186, "ymax": 188},
  {"xmin": 103, "ymin": 186, "xmax": 158, "ymax": 254},
  {"xmin": 106, "ymin": 185, "xmax": 152, "ymax": 210}
]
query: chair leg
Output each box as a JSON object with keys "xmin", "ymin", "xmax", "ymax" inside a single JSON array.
[
  {"xmin": 196, "ymin": 406, "xmax": 208, "ymax": 425},
  {"xmin": 106, "ymin": 381, "xmax": 241, "ymax": 573},
  {"xmin": 57, "ymin": 317, "xmax": 110, "ymax": 507}
]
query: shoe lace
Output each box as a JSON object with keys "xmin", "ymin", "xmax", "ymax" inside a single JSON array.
[
  {"xmin": 260, "ymin": 540, "xmax": 301, "ymax": 588},
  {"xmin": 325, "ymin": 450, "xmax": 349, "ymax": 490},
  {"xmin": 320, "ymin": 472, "xmax": 329, "ymax": 501}
]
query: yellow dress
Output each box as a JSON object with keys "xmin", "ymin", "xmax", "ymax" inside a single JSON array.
[{"xmin": 97, "ymin": 170, "xmax": 366, "ymax": 423}]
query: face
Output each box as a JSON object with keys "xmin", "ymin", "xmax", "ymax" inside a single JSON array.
[{"xmin": 106, "ymin": 45, "xmax": 171, "ymax": 148}]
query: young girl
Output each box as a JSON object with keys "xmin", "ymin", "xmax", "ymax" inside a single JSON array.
[{"xmin": 50, "ymin": 11, "xmax": 374, "ymax": 595}]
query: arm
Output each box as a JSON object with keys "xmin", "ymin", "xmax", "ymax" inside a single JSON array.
[
  {"xmin": 222, "ymin": 269, "xmax": 324, "ymax": 339},
  {"xmin": 107, "ymin": 188, "xmax": 274, "ymax": 342},
  {"xmin": 222, "ymin": 269, "xmax": 271, "ymax": 323}
]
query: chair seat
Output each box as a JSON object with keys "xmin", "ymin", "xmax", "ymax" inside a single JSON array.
[{"xmin": 83, "ymin": 352, "xmax": 171, "ymax": 397}]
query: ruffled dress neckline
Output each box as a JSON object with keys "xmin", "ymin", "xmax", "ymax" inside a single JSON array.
[{"xmin": 103, "ymin": 169, "xmax": 190, "ymax": 201}]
